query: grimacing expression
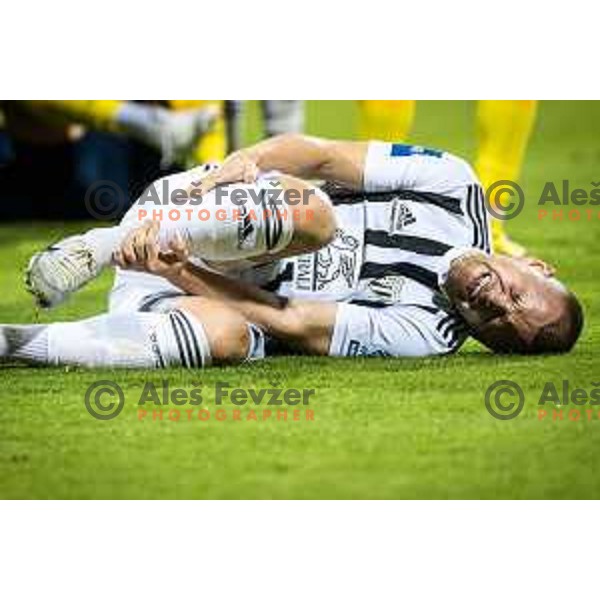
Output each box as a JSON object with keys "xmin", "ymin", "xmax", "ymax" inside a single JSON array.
[{"xmin": 443, "ymin": 252, "xmax": 583, "ymax": 354}]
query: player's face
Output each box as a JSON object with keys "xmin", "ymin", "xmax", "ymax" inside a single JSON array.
[{"xmin": 444, "ymin": 253, "xmax": 566, "ymax": 353}]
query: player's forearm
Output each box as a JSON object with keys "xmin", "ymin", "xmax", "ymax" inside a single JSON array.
[
  {"xmin": 168, "ymin": 262, "xmax": 299, "ymax": 340},
  {"xmin": 170, "ymin": 262, "xmax": 285, "ymax": 317},
  {"xmin": 240, "ymin": 134, "xmax": 368, "ymax": 188},
  {"xmin": 166, "ymin": 263, "xmax": 333, "ymax": 354}
]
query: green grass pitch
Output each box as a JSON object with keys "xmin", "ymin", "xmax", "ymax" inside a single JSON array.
[{"xmin": 1, "ymin": 101, "xmax": 599, "ymax": 499}]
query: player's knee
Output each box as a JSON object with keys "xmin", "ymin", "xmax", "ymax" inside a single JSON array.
[
  {"xmin": 176, "ymin": 298, "xmax": 251, "ymax": 365},
  {"xmin": 209, "ymin": 310, "xmax": 250, "ymax": 364},
  {"xmin": 294, "ymin": 186, "xmax": 337, "ymax": 250}
]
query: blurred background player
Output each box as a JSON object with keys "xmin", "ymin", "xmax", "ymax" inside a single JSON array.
[
  {"xmin": 356, "ymin": 100, "xmax": 538, "ymax": 256},
  {"xmin": 0, "ymin": 100, "xmax": 218, "ymax": 219},
  {"xmin": 225, "ymin": 101, "xmax": 305, "ymax": 152},
  {"xmin": 474, "ymin": 100, "xmax": 538, "ymax": 257},
  {"xmin": 262, "ymin": 101, "xmax": 305, "ymax": 137},
  {"xmin": 166, "ymin": 100, "xmax": 225, "ymax": 163},
  {"xmin": 0, "ymin": 100, "xmax": 302, "ymax": 220},
  {"xmin": 357, "ymin": 100, "xmax": 416, "ymax": 142}
]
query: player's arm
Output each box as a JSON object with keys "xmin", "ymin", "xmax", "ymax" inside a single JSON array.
[
  {"xmin": 114, "ymin": 221, "xmax": 336, "ymax": 354},
  {"xmin": 172, "ymin": 264, "xmax": 337, "ymax": 355},
  {"xmin": 195, "ymin": 134, "xmax": 370, "ymax": 191},
  {"xmin": 157, "ymin": 258, "xmax": 449, "ymax": 358},
  {"xmin": 169, "ymin": 266, "xmax": 450, "ymax": 358},
  {"xmin": 196, "ymin": 134, "xmax": 476, "ymax": 199}
]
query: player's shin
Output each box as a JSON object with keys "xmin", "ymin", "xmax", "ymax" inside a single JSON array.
[{"xmin": 156, "ymin": 179, "xmax": 308, "ymax": 262}]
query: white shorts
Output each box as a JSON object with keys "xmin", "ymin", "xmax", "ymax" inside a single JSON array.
[
  {"xmin": 108, "ymin": 260, "xmax": 286, "ymax": 315},
  {"xmin": 108, "ymin": 270, "xmax": 185, "ymax": 314}
]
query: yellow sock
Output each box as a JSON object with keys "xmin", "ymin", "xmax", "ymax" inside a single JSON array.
[
  {"xmin": 22, "ymin": 100, "xmax": 123, "ymax": 131},
  {"xmin": 168, "ymin": 100, "xmax": 226, "ymax": 163},
  {"xmin": 475, "ymin": 100, "xmax": 538, "ymax": 255},
  {"xmin": 357, "ymin": 100, "xmax": 416, "ymax": 141}
]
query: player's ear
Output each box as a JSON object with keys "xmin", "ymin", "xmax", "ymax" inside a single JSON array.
[{"xmin": 523, "ymin": 257, "xmax": 556, "ymax": 278}]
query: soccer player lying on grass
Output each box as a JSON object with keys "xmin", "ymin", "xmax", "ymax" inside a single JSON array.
[{"xmin": 1, "ymin": 135, "xmax": 584, "ymax": 368}]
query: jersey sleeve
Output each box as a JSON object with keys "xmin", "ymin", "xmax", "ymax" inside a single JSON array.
[
  {"xmin": 329, "ymin": 302, "xmax": 467, "ymax": 358},
  {"xmin": 362, "ymin": 142, "xmax": 478, "ymax": 197}
]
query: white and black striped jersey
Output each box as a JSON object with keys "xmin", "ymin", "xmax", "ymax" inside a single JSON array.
[{"xmin": 268, "ymin": 142, "xmax": 491, "ymax": 356}]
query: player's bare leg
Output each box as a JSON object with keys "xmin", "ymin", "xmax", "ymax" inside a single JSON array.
[{"xmin": 20, "ymin": 101, "xmax": 219, "ymax": 167}]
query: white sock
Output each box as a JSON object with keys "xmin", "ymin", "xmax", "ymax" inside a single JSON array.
[
  {"xmin": 70, "ymin": 169, "xmax": 295, "ymax": 279},
  {"xmin": 76, "ymin": 219, "xmax": 195, "ymax": 270},
  {"xmin": 1, "ymin": 310, "xmax": 212, "ymax": 369},
  {"xmin": 122, "ymin": 171, "xmax": 295, "ymax": 261},
  {"xmin": 81, "ymin": 225, "xmax": 130, "ymax": 267},
  {"xmin": 1, "ymin": 325, "xmax": 49, "ymax": 362}
]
